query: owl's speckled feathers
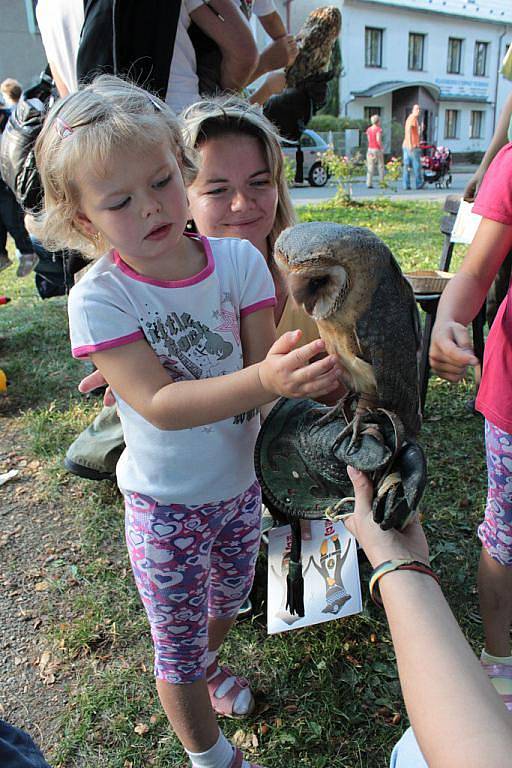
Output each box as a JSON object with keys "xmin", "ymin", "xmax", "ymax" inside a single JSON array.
[
  {"xmin": 274, "ymin": 222, "xmax": 422, "ymax": 439},
  {"xmin": 285, "ymin": 6, "xmax": 342, "ymax": 88}
]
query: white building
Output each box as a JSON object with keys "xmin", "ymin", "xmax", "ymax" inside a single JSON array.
[{"xmin": 283, "ymin": 0, "xmax": 512, "ymax": 154}]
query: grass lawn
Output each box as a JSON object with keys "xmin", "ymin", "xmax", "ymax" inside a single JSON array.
[{"xmin": 0, "ymin": 199, "xmax": 484, "ymax": 768}]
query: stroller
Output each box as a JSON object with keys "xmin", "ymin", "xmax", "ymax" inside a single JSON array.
[{"xmin": 420, "ymin": 142, "xmax": 452, "ymax": 188}]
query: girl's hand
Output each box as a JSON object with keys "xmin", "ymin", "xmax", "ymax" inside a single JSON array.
[
  {"xmin": 258, "ymin": 330, "xmax": 343, "ymax": 400},
  {"xmin": 344, "ymin": 467, "xmax": 430, "ymax": 569},
  {"xmin": 429, "ymin": 320, "xmax": 479, "ymax": 382}
]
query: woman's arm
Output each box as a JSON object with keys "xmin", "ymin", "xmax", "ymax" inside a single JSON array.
[
  {"xmin": 345, "ymin": 469, "xmax": 512, "ymax": 768},
  {"xmin": 429, "ymin": 217, "xmax": 512, "ymax": 381},
  {"xmin": 90, "ymin": 309, "xmax": 342, "ymax": 430}
]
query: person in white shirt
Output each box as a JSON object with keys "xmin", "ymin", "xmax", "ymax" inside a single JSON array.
[
  {"xmin": 36, "ymin": 0, "xmax": 258, "ymax": 109},
  {"xmin": 32, "ymin": 75, "xmax": 341, "ymax": 768}
]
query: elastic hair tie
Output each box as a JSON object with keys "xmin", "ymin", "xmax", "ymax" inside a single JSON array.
[
  {"xmin": 369, "ymin": 558, "xmax": 440, "ymax": 607},
  {"xmin": 54, "ymin": 117, "xmax": 74, "ymax": 139}
]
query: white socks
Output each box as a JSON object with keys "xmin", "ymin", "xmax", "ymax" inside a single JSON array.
[
  {"xmin": 481, "ymin": 649, "xmax": 512, "ymax": 665},
  {"xmin": 186, "ymin": 730, "xmax": 234, "ymax": 768},
  {"xmin": 206, "ymin": 650, "xmax": 254, "ymax": 716}
]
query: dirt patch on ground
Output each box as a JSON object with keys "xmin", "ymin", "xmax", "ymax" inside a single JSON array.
[{"xmin": 0, "ymin": 416, "xmax": 78, "ymax": 759}]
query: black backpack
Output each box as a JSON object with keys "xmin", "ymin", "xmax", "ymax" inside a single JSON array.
[{"xmin": 0, "ymin": 69, "xmax": 53, "ymax": 212}]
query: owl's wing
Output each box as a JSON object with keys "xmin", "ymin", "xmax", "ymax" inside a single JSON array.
[{"xmin": 355, "ymin": 255, "xmax": 422, "ymax": 437}]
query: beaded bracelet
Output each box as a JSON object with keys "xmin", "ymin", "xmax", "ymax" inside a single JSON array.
[{"xmin": 369, "ymin": 558, "xmax": 440, "ymax": 607}]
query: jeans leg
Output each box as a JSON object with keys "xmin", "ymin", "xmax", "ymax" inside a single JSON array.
[
  {"xmin": 0, "ymin": 182, "xmax": 33, "ymax": 254},
  {"xmin": 402, "ymin": 148, "xmax": 411, "ymax": 189},
  {"xmin": 412, "ymin": 149, "xmax": 423, "ymax": 189}
]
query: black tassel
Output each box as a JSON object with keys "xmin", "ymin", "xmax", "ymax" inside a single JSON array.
[
  {"xmin": 286, "ymin": 518, "xmax": 305, "ymax": 616},
  {"xmin": 286, "ymin": 559, "xmax": 305, "ymax": 617}
]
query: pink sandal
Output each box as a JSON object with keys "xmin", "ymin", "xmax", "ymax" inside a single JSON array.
[
  {"xmin": 206, "ymin": 660, "xmax": 255, "ymax": 718},
  {"xmin": 229, "ymin": 747, "xmax": 266, "ymax": 767},
  {"xmin": 481, "ymin": 662, "xmax": 512, "ymax": 711}
]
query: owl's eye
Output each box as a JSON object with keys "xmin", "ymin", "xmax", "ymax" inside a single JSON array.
[{"xmin": 308, "ymin": 276, "xmax": 329, "ymax": 293}]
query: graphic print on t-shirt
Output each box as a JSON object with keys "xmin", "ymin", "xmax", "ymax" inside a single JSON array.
[{"xmin": 144, "ymin": 309, "xmax": 234, "ymax": 380}]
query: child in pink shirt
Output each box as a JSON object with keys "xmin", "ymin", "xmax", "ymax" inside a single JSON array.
[{"xmin": 430, "ymin": 141, "xmax": 512, "ymax": 710}]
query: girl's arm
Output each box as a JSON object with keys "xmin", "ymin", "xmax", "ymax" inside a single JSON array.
[
  {"xmin": 91, "ymin": 308, "xmax": 342, "ymax": 431},
  {"xmin": 345, "ymin": 469, "xmax": 512, "ymax": 768},
  {"xmin": 464, "ymin": 93, "xmax": 512, "ymax": 202},
  {"xmin": 430, "ymin": 217, "xmax": 512, "ymax": 382}
]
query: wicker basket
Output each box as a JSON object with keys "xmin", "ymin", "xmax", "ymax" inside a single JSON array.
[{"xmin": 404, "ymin": 270, "xmax": 453, "ymax": 294}]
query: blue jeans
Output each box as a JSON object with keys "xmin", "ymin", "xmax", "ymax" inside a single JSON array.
[
  {"xmin": 0, "ymin": 720, "xmax": 52, "ymax": 768},
  {"xmin": 402, "ymin": 147, "xmax": 423, "ymax": 190},
  {"xmin": 390, "ymin": 727, "xmax": 427, "ymax": 768}
]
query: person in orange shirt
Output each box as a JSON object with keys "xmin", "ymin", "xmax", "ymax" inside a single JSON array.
[{"xmin": 402, "ymin": 103, "xmax": 424, "ymax": 190}]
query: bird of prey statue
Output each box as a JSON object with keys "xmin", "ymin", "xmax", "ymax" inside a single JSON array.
[{"xmin": 271, "ymin": 221, "xmax": 427, "ymax": 532}]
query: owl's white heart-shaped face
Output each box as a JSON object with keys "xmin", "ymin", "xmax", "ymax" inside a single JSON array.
[{"xmin": 286, "ymin": 264, "xmax": 349, "ymax": 319}]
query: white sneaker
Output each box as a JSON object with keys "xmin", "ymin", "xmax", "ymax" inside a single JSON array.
[{"xmin": 16, "ymin": 251, "xmax": 39, "ymax": 278}]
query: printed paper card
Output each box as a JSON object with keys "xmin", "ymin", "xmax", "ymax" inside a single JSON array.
[
  {"xmin": 267, "ymin": 519, "xmax": 362, "ymax": 634},
  {"xmin": 450, "ymin": 200, "xmax": 482, "ymax": 244}
]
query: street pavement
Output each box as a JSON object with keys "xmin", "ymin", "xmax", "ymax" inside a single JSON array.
[{"xmin": 290, "ymin": 169, "xmax": 475, "ymax": 205}]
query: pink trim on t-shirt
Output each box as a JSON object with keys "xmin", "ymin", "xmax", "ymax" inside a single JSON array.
[
  {"xmin": 240, "ymin": 296, "xmax": 276, "ymax": 318},
  {"xmin": 112, "ymin": 234, "xmax": 214, "ymax": 288},
  {"xmin": 72, "ymin": 330, "xmax": 144, "ymax": 358}
]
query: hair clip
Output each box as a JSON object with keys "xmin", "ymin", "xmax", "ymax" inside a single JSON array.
[
  {"xmin": 54, "ymin": 117, "xmax": 74, "ymax": 139},
  {"xmin": 148, "ymin": 96, "xmax": 164, "ymax": 113}
]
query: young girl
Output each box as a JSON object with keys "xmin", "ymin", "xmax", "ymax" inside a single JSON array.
[
  {"xmin": 33, "ymin": 76, "xmax": 343, "ymax": 768},
  {"xmin": 429, "ymin": 142, "xmax": 512, "ymax": 710}
]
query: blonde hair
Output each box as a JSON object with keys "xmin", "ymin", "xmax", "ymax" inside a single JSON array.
[
  {"xmin": 31, "ymin": 75, "xmax": 198, "ymax": 257},
  {"xmin": 1, "ymin": 78, "xmax": 22, "ymax": 103},
  {"xmin": 182, "ymin": 96, "xmax": 296, "ymax": 262},
  {"xmin": 370, "ymin": 114, "xmax": 380, "ymax": 125}
]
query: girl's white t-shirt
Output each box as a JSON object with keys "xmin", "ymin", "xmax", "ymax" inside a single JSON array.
[{"xmin": 68, "ymin": 236, "xmax": 275, "ymax": 505}]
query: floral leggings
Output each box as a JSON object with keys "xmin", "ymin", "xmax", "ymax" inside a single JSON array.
[
  {"xmin": 478, "ymin": 420, "xmax": 512, "ymax": 566},
  {"xmin": 124, "ymin": 481, "xmax": 261, "ymax": 683}
]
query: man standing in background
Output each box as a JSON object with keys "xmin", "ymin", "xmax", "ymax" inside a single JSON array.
[{"xmin": 402, "ymin": 103, "xmax": 424, "ymax": 191}]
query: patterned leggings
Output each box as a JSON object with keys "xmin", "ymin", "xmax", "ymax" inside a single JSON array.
[
  {"xmin": 125, "ymin": 481, "xmax": 261, "ymax": 683},
  {"xmin": 478, "ymin": 421, "xmax": 512, "ymax": 566}
]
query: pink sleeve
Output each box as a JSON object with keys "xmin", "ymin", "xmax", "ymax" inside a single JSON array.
[{"xmin": 473, "ymin": 143, "xmax": 512, "ymax": 225}]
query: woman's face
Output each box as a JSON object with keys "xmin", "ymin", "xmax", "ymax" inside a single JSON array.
[{"xmin": 187, "ymin": 133, "xmax": 279, "ymax": 257}]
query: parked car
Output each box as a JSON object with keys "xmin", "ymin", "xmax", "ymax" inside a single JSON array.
[{"xmin": 281, "ymin": 128, "xmax": 330, "ymax": 187}]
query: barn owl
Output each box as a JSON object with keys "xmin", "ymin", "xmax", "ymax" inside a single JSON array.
[{"xmin": 274, "ymin": 221, "xmax": 422, "ymax": 487}]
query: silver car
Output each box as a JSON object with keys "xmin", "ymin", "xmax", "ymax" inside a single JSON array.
[{"xmin": 281, "ymin": 128, "xmax": 330, "ymax": 187}]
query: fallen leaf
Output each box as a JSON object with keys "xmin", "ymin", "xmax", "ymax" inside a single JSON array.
[
  {"xmin": 251, "ymin": 734, "xmax": 259, "ymax": 748},
  {"xmin": 134, "ymin": 723, "xmax": 150, "ymax": 736},
  {"xmin": 35, "ymin": 581, "xmax": 49, "ymax": 592},
  {"xmin": 39, "ymin": 651, "xmax": 51, "ymax": 673},
  {"xmin": 232, "ymin": 729, "xmax": 247, "ymax": 748}
]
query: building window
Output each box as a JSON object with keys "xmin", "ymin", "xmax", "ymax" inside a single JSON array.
[
  {"xmin": 365, "ymin": 27, "xmax": 383, "ymax": 68},
  {"xmin": 470, "ymin": 110, "xmax": 485, "ymax": 139},
  {"xmin": 444, "ymin": 110, "xmax": 459, "ymax": 139},
  {"xmin": 364, "ymin": 106, "xmax": 382, "ymax": 121},
  {"xmin": 474, "ymin": 41, "xmax": 488, "ymax": 76},
  {"xmin": 408, "ymin": 33, "xmax": 425, "ymax": 71},
  {"xmin": 447, "ymin": 38, "xmax": 463, "ymax": 74}
]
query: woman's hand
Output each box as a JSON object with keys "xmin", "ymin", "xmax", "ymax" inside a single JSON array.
[
  {"xmin": 258, "ymin": 330, "xmax": 344, "ymax": 400},
  {"xmin": 429, "ymin": 320, "xmax": 479, "ymax": 382},
  {"xmin": 78, "ymin": 369, "xmax": 116, "ymax": 407},
  {"xmin": 344, "ymin": 466, "xmax": 429, "ymax": 569}
]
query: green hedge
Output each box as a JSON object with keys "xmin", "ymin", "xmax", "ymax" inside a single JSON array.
[{"xmin": 309, "ymin": 115, "xmax": 367, "ymax": 132}]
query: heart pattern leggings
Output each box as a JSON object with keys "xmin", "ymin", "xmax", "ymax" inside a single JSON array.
[{"xmin": 124, "ymin": 480, "xmax": 261, "ymax": 683}]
